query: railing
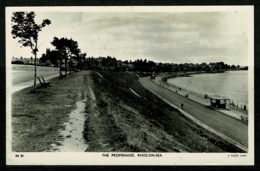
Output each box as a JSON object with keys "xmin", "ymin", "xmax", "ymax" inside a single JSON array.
[{"xmin": 163, "ymin": 81, "xmax": 248, "ymax": 112}]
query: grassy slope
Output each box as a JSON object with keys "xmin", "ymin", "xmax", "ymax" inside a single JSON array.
[
  {"xmin": 12, "ymin": 70, "xmax": 240, "ymax": 152},
  {"xmin": 84, "ymin": 71, "xmax": 237, "ymax": 152},
  {"xmin": 12, "ymin": 71, "xmax": 88, "ymax": 152}
]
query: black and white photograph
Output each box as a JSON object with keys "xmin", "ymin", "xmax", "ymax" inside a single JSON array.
[{"xmin": 6, "ymin": 6, "xmax": 254, "ymax": 165}]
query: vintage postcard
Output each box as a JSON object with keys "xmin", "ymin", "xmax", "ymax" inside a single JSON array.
[{"xmin": 6, "ymin": 6, "xmax": 254, "ymax": 165}]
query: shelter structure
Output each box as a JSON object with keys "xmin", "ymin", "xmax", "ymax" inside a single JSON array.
[{"xmin": 209, "ymin": 95, "xmax": 229, "ymax": 109}]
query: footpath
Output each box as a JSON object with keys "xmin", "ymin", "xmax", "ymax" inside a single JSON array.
[
  {"xmin": 139, "ymin": 76, "xmax": 248, "ymax": 151},
  {"xmin": 11, "ymin": 74, "xmax": 59, "ymax": 94},
  {"xmin": 153, "ymin": 75, "xmax": 248, "ymax": 121}
]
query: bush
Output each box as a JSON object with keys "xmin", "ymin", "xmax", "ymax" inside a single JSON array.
[{"xmin": 12, "ymin": 61, "xmax": 24, "ymax": 64}]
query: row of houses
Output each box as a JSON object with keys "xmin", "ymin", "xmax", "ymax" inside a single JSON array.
[
  {"xmin": 81, "ymin": 57, "xmax": 134, "ymax": 71},
  {"xmin": 13, "ymin": 48, "xmax": 245, "ymax": 72},
  {"xmin": 169, "ymin": 62, "xmax": 235, "ymax": 72},
  {"xmin": 11, "ymin": 56, "xmax": 39, "ymax": 64}
]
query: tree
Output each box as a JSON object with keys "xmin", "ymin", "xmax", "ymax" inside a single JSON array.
[
  {"xmin": 39, "ymin": 50, "xmax": 61, "ymax": 66},
  {"xmin": 76, "ymin": 53, "xmax": 87, "ymax": 69},
  {"xmin": 11, "ymin": 12, "xmax": 51, "ymax": 88},
  {"xmin": 80, "ymin": 53, "xmax": 87, "ymax": 63},
  {"xmin": 231, "ymin": 65, "xmax": 236, "ymax": 69},
  {"xmin": 51, "ymin": 37, "xmax": 81, "ymax": 76}
]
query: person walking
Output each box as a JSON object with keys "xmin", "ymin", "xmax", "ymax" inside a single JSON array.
[{"xmin": 181, "ymin": 103, "xmax": 184, "ymax": 110}]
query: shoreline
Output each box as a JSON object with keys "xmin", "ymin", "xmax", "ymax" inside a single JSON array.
[
  {"xmin": 159, "ymin": 70, "xmax": 248, "ymax": 110},
  {"xmin": 152, "ymin": 74, "xmax": 248, "ymax": 121},
  {"xmin": 139, "ymin": 76, "xmax": 248, "ymax": 151},
  {"xmin": 11, "ymin": 70, "xmax": 246, "ymax": 152},
  {"xmin": 161, "ymin": 69, "xmax": 247, "ymax": 80}
]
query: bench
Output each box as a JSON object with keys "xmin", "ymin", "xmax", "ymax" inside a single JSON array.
[{"xmin": 38, "ymin": 76, "xmax": 50, "ymax": 87}]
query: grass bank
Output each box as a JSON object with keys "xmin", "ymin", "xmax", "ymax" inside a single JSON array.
[
  {"xmin": 84, "ymin": 71, "xmax": 238, "ymax": 152},
  {"xmin": 11, "ymin": 70, "xmax": 241, "ymax": 152},
  {"xmin": 11, "ymin": 71, "xmax": 88, "ymax": 152}
]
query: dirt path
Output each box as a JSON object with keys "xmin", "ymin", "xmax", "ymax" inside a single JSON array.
[
  {"xmin": 12, "ymin": 70, "xmax": 237, "ymax": 152},
  {"xmin": 51, "ymin": 71, "xmax": 94, "ymax": 152},
  {"xmin": 51, "ymin": 99, "xmax": 88, "ymax": 152}
]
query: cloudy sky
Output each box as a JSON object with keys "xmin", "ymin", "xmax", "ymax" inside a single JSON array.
[{"xmin": 8, "ymin": 7, "xmax": 252, "ymax": 66}]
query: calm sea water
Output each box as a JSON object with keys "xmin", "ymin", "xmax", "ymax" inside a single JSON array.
[{"xmin": 167, "ymin": 71, "xmax": 248, "ymax": 106}]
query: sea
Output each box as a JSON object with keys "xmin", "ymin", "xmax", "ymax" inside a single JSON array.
[{"xmin": 167, "ymin": 70, "xmax": 248, "ymax": 107}]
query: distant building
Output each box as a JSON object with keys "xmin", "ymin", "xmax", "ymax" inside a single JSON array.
[
  {"xmin": 11, "ymin": 56, "xmax": 38, "ymax": 64},
  {"xmin": 39, "ymin": 49, "xmax": 60, "ymax": 66}
]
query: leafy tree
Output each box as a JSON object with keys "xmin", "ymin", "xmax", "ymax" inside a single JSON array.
[
  {"xmin": 80, "ymin": 53, "xmax": 87, "ymax": 62},
  {"xmin": 231, "ymin": 65, "xmax": 236, "ymax": 68},
  {"xmin": 76, "ymin": 53, "xmax": 87, "ymax": 69},
  {"xmin": 51, "ymin": 37, "xmax": 81, "ymax": 76},
  {"xmin": 11, "ymin": 12, "xmax": 51, "ymax": 87},
  {"xmin": 39, "ymin": 50, "xmax": 61, "ymax": 66}
]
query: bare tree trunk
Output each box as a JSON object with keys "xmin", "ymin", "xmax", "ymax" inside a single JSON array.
[
  {"xmin": 69, "ymin": 60, "xmax": 72, "ymax": 74},
  {"xmin": 34, "ymin": 53, "xmax": 37, "ymax": 86},
  {"xmin": 65, "ymin": 58, "xmax": 67, "ymax": 76},
  {"xmin": 59, "ymin": 54, "xmax": 62, "ymax": 77}
]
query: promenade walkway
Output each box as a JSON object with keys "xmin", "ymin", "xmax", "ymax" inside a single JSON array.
[
  {"xmin": 139, "ymin": 76, "xmax": 248, "ymax": 150},
  {"xmin": 153, "ymin": 76, "xmax": 248, "ymax": 120}
]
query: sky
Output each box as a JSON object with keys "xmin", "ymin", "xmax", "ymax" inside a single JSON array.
[{"xmin": 8, "ymin": 8, "xmax": 252, "ymax": 66}]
